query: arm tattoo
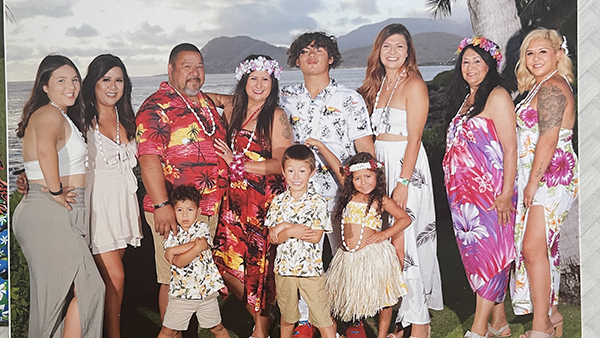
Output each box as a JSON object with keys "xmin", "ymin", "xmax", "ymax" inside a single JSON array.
[
  {"xmin": 537, "ymin": 84, "xmax": 566, "ymax": 135},
  {"xmin": 279, "ymin": 114, "xmax": 292, "ymax": 139}
]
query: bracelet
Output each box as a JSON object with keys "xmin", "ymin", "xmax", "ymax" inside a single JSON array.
[
  {"xmin": 49, "ymin": 183, "xmax": 63, "ymax": 196},
  {"xmin": 397, "ymin": 177, "xmax": 410, "ymax": 186},
  {"xmin": 153, "ymin": 201, "xmax": 170, "ymax": 210}
]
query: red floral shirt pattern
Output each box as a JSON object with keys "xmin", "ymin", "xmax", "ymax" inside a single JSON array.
[{"xmin": 136, "ymin": 82, "xmax": 228, "ymax": 215}]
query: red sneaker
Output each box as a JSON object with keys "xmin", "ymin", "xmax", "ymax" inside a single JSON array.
[
  {"xmin": 345, "ymin": 321, "xmax": 367, "ymax": 338},
  {"xmin": 294, "ymin": 321, "xmax": 317, "ymax": 338}
]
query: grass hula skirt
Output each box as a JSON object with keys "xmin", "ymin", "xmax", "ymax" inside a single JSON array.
[{"xmin": 326, "ymin": 240, "xmax": 407, "ymax": 322}]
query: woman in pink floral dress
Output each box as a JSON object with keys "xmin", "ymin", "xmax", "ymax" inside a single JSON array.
[
  {"xmin": 510, "ymin": 28, "xmax": 578, "ymax": 338},
  {"xmin": 443, "ymin": 37, "xmax": 517, "ymax": 338}
]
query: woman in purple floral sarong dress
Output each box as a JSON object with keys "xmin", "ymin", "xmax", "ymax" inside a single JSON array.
[{"xmin": 442, "ymin": 37, "xmax": 517, "ymax": 338}]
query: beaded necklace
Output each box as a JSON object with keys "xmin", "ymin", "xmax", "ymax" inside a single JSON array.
[
  {"xmin": 49, "ymin": 101, "xmax": 84, "ymax": 139},
  {"xmin": 49, "ymin": 100, "xmax": 88, "ymax": 167},
  {"xmin": 94, "ymin": 106, "xmax": 122, "ymax": 166},
  {"xmin": 340, "ymin": 201, "xmax": 366, "ymax": 253},
  {"xmin": 230, "ymin": 104, "xmax": 263, "ymax": 156},
  {"xmin": 374, "ymin": 67, "xmax": 406, "ymax": 134},
  {"xmin": 167, "ymin": 82, "xmax": 216, "ymax": 137},
  {"xmin": 515, "ymin": 69, "xmax": 558, "ymax": 111}
]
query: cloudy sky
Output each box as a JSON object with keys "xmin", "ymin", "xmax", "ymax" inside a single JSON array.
[{"xmin": 5, "ymin": 0, "xmax": 470, "ymax": 81}]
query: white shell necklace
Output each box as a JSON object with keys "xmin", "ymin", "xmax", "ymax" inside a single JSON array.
[
  {"xmin": 340, "ymin": 202, "xmax": 366, "ymax": 253},
  {"xmin": 231, "ymin": 104, "xmax": 263, "ymax": 156},
  {"xmin": 374, "ymin": 67, "xmax": 406, "ymax": 134},
  {"xmin": 94, "ymin": 106, "xmax": 121, "ymax": 166},
  {"xmin": 515, "ymin": 69, "xmax": 558, "ymax": 111},
  {"xmin": 168, "ymin": 82, "xmax": 216, "ymax": 137},
  {"xmin": 49, "ymin": 101, "xmax": 83, "ymax": 138}
]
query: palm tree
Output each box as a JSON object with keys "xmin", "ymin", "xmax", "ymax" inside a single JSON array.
[{"xmin": 427, "ymin": 0, "xmax": 522, "ymax": 73}]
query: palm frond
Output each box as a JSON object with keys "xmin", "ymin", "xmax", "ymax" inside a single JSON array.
[
  {"xmin": 426, "ymin": 0, "xmax": 454, "ymax": 19},
  {"xmin": 416, "ymin": 222, "xmax": 437, "ymax": 247}
]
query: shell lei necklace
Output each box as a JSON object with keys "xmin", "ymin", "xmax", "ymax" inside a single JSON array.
[
  {"xmin": 341, "ymin": 219, "xmax": 365, "ymax": 253},
  {"xmin": 168, "ymin": 82, "xmax": 216, "ymax": 137},
  {"xmin": 94, "ymin": 106, "xmax": 121, "ymax": 166},
  {"xmin": 49, "ymin": 100, "xmax": 88, "ymax": 166},
  {"xmin": 231, "ymin": 104, "xmax": 264, "ymax": 156},
  {"xmin": 340, "ymin": 201, "xmax": 366, "ymax": 253},
  {"xmin": 49, "ymin": 101, "xmax": 83, "ymax": 138},
  {"xmin": 446, "ymin": 94, "xmax": 474, "ymax": 147},
  {"xmin": 515, "ymin": 69, "xmax": 558, "ymax": 111},
  {"xmin": 374, "ymin": 67, "xmax": 406, "ymax": 134}
]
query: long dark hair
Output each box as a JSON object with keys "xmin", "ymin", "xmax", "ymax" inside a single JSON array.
[
  {"xmin": 446, "ymin": 44, "xmax": 503, "ymax": 121},
  {"xmin": 82, "ymin": 54, "xmax": 136, "ymax": 140},
  {"xmin": 17, "ymin": 55, "xmax": 85, "ymax": 138},
  {"xmin": 228, "ymin": 54, "xmax": 280, "ymax": 148},
  {"xmin": 333, "ymin": 152, "xmax": 386, "ymax": 224},
  {"xmin": 358, "ymin": 23, "xmax": 421, "ymax": 114}
]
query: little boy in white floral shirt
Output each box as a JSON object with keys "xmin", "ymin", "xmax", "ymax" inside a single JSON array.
[
  {"xmin": 157, "ymin": 185, "xmax": 229, "ymax": 338},
  {"xmin": 265, "ymin": 144, "xmax": 336, "ymax": 338}
]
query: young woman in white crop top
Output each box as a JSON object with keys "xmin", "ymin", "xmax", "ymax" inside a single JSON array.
[
  {"xmin": 13, "ymin": 55, "xmax": 105, "ymax": 337},
  {"xmin": 357, "ymin": 24, "xmax": 442, "ymax": 338}
]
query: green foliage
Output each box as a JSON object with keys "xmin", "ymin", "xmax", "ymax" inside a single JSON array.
[
  {"xmin": 422, "ymin": 123, "xmax": 447, "ymax": 161},
  {"xmin": 430, "ymin": 70, "xmax": 453, "ymax": 89},
  {"xmin": 9, "ymin": 192, "xmax": 29, "ymax": 337}
]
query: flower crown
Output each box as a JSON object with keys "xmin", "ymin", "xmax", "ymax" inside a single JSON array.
[
  {"xmin": 456, "ymin": 36, "xmax": 503, "ymax": 68},
  {"xmin": 342, "ymin": 159, "xmax": 384, "ymax": 176},
  {"xmin": 235, "ymin": 56, "xmax": 283, "ymax": 81}
]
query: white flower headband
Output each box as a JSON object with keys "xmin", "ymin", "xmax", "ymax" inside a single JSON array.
[
  {"xmin": 234, "ymin": 56, "xmax": 283, "ymax": 81},
  {"xmin": 342, "ymin": 159, "xmax": 384, "ymax": 175}
]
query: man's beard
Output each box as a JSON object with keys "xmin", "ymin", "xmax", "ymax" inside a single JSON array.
[
  {"xmin": 184, "ymin": 87, "xmax": 200, "ymax": 96},
  {"xmin": 184, "ymin": 78, "xmax": 201, "ymax": 96}
]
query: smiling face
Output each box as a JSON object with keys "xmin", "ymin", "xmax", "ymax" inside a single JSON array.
[
  {"xmin": 296, "ymin": 42, "xmax": 333, "ymax": 77},
  {"xmin": 352, "ymin": 169, "xmax": 377, "ymax": 196},
  {"xmin": 461, "ymin": 47, "xmax": 489, "ymax": 89},
  {"xmin": 380, "ymin": 34, "xmax": 409, "ymax": 73},
  {"xmin": 282, "ymin": 158, "xmax": 315, "ymax": 198},
  {"xmin": 245, "ymin": 70, "xmax": 272, "ymax": 105},
  {"xmin": 525, "ymin": 37, "xmax": 561, "ymax": 80},
  {"xmin": 43, "ymin": 64, "xmax": 80, "ymax": 110},
  {"xmin": 168, "ymin": 51, "xmax": 205, "ymax": 97},
  {"xmin": 95, "ymin": 66, "xmax": 124, "ymax": 110},
  {"xmin": 174, "ymin": 199, "xmax": 199, "ymax": 230}
]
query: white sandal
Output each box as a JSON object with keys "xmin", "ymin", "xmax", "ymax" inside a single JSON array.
[
  {"xmin": 487, "ymin": 323, "xmax": 510, "ymax": 337},
  {"xmin": 464, "ymin": 331, "xmax": 489, "ymax": 338}
]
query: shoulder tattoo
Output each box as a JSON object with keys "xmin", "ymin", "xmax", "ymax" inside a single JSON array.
[
  {"xmin": 537, "ymin": 84, "xmax": 566, "ymax": 135},
  {"xmin": 279, "ymin": 113, "xmax": 292, "ymax": 139}
]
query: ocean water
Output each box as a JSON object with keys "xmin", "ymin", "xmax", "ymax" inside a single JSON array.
[{"xmin": 7, "ymin": 66, "xmax": 452, "ymax": 190}]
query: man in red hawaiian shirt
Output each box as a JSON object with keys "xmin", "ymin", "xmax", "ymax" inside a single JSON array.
[{"xmin": 136, "ymin": 43, "xmax": 228, "ymax": 332}]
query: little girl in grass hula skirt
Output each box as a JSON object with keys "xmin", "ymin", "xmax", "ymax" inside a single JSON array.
[{"xmin": 304, "ymin": 142, "xmax": 411, "ymax": 338}]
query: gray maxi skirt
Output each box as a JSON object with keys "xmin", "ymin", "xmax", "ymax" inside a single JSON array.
[{"xmin": 13, "ymin": 184, "xmax": 105, "ymax": 337}]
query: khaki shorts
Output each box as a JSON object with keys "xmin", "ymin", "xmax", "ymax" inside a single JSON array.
[
  {"xmin": 275, "ymin": 274, "xmax": 333, "ymax": 328},
  {"xmin": 146, "ymin": 211, "xmax": 218, "ymax": 284},
  {"xmin": 163, "ymin": 292, "xmax": 222, "ymax": 330}
]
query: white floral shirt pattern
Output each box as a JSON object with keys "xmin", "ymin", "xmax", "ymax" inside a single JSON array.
[
  {"xmin": 280, "ymin": 79, "xmax": 373, "ymax": 202},
  {"xmin": 164, "ymin": 221, "xmax": 225, "ymax": 299},
  {"xmin": 265, "ymin": 184, "xmax": 332, "ymax": 277}
]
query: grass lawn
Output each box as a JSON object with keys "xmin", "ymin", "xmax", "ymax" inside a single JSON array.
[
  {"xmin": 9, "ymin": 156, "xmax": 581, "ymax": 337},
  {"xmin": 112, "ymin": 216, "xmax": 581, "ymax": 338}
]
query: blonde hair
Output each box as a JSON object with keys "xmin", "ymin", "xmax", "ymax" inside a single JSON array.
[{"xmin": 516, "ymin": 28, "xmax": 574, "ymax": 93}]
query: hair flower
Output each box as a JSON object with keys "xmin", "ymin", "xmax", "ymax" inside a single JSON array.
[
  {"xmin": 235, "ymin": 56, "xmax": 283, "ymax": 81},
  {"xmin": 342, "ymin": 159, "xmax": 384, "ymax": 176},
  {"xmin": 456, "ymin": 35, "xmax": 503, "ymax": 68}
]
